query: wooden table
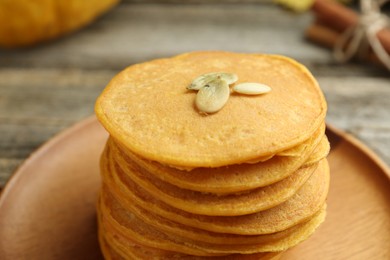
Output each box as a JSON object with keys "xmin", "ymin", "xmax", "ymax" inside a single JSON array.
[{"xmin": 0, "ymin": 1, "xmax": 389, "ymax": 188}]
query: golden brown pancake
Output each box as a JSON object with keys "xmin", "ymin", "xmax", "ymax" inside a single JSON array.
[
  {"xmin": 304, "ymin": 135, "xmax": 330, "ymax": 166},
  {"xmin": 100, "ymin": 198, "xmax": 226, "ymax": 257},
  {"xmin": 110, "ymin": 123, "xmax": 326, "ymax": 194},
  {"xmin": 95, "ymin": 51, "xmax": 327, "ymax": 168},
  {"xmin": 99, "ymin": 228, "xmax": 122, "ymax": 260},
  {"xmin": 101, "ymin": 183, "xmax": 326, "ymax": 247},
  {"xmin": 100, "ymin": 191, "xmax": 326, "ymax": 255},
  {"xmin": 110, "ymin": 142, "xmax": 318, "ymax": 216},
  {"xmin": 100, "ymin": 224, "xmax": 282, "ymax": 260},
  {"xmin": 101, "ymin": 147, "xmax": 329, "ymax": 235}
]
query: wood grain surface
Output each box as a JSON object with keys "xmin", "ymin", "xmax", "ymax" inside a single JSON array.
[{"xmin": 0, "ymin": 2, "xmax": 389, "ymax": 188}]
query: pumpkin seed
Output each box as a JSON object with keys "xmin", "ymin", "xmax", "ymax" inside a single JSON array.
[
  {"xmin": 195, "ymin": 78, "xmax": 230, "ymax": 113},
  {"xmin": 233, "ymin": 82, "xmax": 271, "ymax": 95},
  {"xmin": 188, "ymin": 72, "xmax": 238, "ymax": 90}
]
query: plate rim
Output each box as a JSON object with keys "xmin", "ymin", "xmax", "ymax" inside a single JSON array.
[
  {"xmin": 0, "ymin": 116, "xmax": 98, "ymax": 201},
  {"xmin": 326, "ymin": 123, "xmax": 390, "ymax": 179}
]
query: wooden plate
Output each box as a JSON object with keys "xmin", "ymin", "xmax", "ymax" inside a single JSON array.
[{"xmin": 0, "ymin": 116, "xmax": 389, "ymax": 259}]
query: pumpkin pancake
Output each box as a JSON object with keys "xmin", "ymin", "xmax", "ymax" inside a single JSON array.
[
  {"xmin": 101, "ymin": 183, "xmax": 325, "ymax": 246},
  {"xmin": 101, "ymin": 147, "xmax": 329, "ymax": 235},
  {"xmin": 100, "ymin": 223, "xmax": 282, "ymax": 260},
  {"xmin": 99, "ymin": 196, "xmax": 226, "ymax": 257},
  {"xmin": 110, "ymin": 143, "xmax": 318, "ymax": 216},
  {"xmin": 107, "ymin": 161, "xmax": 329, "ymax": 235},
  {"xmin": 275, "ymin": 132, "xmax": 326, "ymax": 158},
  {"xmin": 100, "ymin": 217, "xmax": 283, "ymax": 260},
  {"xmin": 100, "ymin": 191, "xmax": 326, "ymax": 255},
  {"xmin": 110, "ymin": 123, "xmax": 326, "ymax": 194},
  {"xmin": 99, "ymin": 226, "xmax": 121, "ymax": 260},
  {"xmin": 95, "ymin": 51, "xmax": 327, "ymax": 168},
  {"xmin": 100, "ymin": 211, "xmax": 229, "ymax": 259},
  {"xmin": 304, "ymin": 136, "xmax": 330, "ymax": 166}
]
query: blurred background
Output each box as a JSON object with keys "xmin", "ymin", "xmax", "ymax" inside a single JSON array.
[{"xmin": 0, "ymin": 0, "xmax": 389, "ymax": 188}]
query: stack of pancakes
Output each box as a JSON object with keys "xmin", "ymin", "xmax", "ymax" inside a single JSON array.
[{"xmin": 95, "ymin": 51, "xmax": 329, "ymax": 259}]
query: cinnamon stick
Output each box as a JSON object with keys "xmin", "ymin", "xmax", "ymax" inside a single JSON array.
[
  {"xmin": 305, "ymin": 22, "xmax": 383, "ymax": 66},
  {"xmin": 311, "ymin": 0, "xmax": 390, "ymax": 55},
  {"xmin": 305, "ymin": 21, "xmax": 340, "ymax": 49}
]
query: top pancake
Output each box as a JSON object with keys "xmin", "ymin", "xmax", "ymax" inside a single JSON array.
[{"xmin": 95, "ymin": 51, "xmax": 327, "ymax": 168}]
